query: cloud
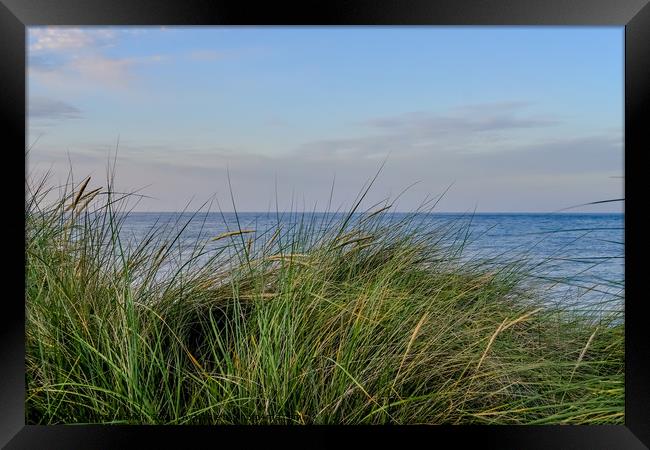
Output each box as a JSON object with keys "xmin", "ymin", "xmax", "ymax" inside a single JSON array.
[
  {"xmin": 29, "ymin": 53, "xmax": 168, "ymax": 90},
  {"xmin": 465, "ymin": 135, "xmax": 623, "ymax": 175},
  {"xmin": 363, "ymin": 103, "xmax": 559, "ymax": 135},
  {"xmin": 292, "ymin": 102, "xmax": 563, "ymax": 161},
  {"xmin": 28, "ymin": 96, "xmax": 81, "ymax": 120},
  {"xmin": 70, "ymin": 55, "xmax": 134, "ymax": 87},
  {"xmin": 25, "ymin": 101, "xmax": 622, "ymax": 212},
  {"xmin": 68, "ymin": 54, "xmax": 169, "ymax": 86},
  {"xmin": 28, "ymin": 128, "xmax": 621, "ymax": 213},
  {"xmin": 29, "ymin": 28, "xmax": 116, "ymax": 52},
  {"xmin": 28, "ymin": 27, "xmax": 167, "ymax": 90}
]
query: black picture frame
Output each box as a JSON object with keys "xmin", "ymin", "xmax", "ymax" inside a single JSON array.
[{"xmin": 2, "ymin": 0, "xmax": 648, "ymax": 448}]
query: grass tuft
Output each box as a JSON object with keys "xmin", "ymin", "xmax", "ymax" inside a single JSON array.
[{"xmin": 25, "ymin": 170, "xmax": 623, "ymax": 425}]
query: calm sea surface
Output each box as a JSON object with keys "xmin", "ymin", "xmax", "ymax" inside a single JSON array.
[{"xmin": 119, "ymin": 212, "xmax": 624, "ymax": 309}]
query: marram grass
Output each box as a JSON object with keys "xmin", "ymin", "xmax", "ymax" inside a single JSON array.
[{"xmin": 25, "ymin": 174, "xmax": 624, "ymax": 425}]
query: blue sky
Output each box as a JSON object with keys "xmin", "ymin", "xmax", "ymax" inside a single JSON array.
[{"xmin": 27, "ymin": 27, "xmax": 624, "ymax": 212}]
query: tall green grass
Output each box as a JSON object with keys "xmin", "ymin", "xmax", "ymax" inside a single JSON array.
[{"xmin": 25, "ymin": 171, "xmax": 623, "ymax": 424}]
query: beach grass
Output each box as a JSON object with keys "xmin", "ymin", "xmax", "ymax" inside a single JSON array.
[{"xmin": 25, "ymin": 170, "xmax": 624, "ymax": 425}]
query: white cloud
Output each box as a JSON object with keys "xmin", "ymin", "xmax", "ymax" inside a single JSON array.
[
  {"xmin": 29, "ymin": 28, "xmax": 116, "ymax": 52},
  {"xmin": 29, "ymin": 53, "xmax": 168, "ymax": 90},
  {"xmin": 28, "ymin": 27, "xmax": 168, "ymax": 90}
]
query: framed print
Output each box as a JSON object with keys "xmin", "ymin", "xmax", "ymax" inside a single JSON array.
[{"xmin": 1, "ymin": 0, "xmax": 649, "ymax": 448}]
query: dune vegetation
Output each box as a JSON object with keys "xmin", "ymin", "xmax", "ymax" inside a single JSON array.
[{"xmin": 25, "ymin": 170, "xmax": 624, "ymax": 425}]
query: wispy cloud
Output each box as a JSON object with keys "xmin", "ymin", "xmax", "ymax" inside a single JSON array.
[
  {"xmin": 29, "ymin": 28, "xmax": 117, "ymax": 52},
  {"xmin": 363, "ymin": 102, "xmax": 558, "ymax": 134},
  {"xmin": 29, "ymin": 96, "xmax": 82, "ymax": 120},
  {"xmin": 28, "ymin": 27, "xmax": 167, "ymax": 90},
  {"xmin": 297, "ymin": 102, "xmax": 562, "ymax": 161},
  {"xmin": 30, "ymin": 53, "xmax": 168, "ymax": 90},
  {"xmin": 70, "ymin": 55, "xmax": 134, "ymax": 87},
  {"xmin": 29, "ymin": 128, "xmax": 622, "ymax": 212}
]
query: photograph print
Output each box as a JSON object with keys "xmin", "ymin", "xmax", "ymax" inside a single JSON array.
[{"xmin": 25, "ymin": 26, "xmax": 624, "ymax": 425}]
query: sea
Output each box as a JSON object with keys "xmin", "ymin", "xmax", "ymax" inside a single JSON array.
[{"xmin": 118, "ymin": 212, "xmax": 624, "ymax": 311}]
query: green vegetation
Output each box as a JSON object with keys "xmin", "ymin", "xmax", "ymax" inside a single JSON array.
[{"xmin": 25, "ymin": 171, "xmax": 623, "ymax": 425}]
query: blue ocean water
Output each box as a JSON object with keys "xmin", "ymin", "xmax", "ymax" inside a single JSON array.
[{"xmin": 119, "ymin": 212, "xmax": 624, "ymax": 308}]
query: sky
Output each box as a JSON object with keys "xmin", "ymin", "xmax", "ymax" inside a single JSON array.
[{"xmin": 27, "ymin": 26, "xmax": 624, "ymax": 213}]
